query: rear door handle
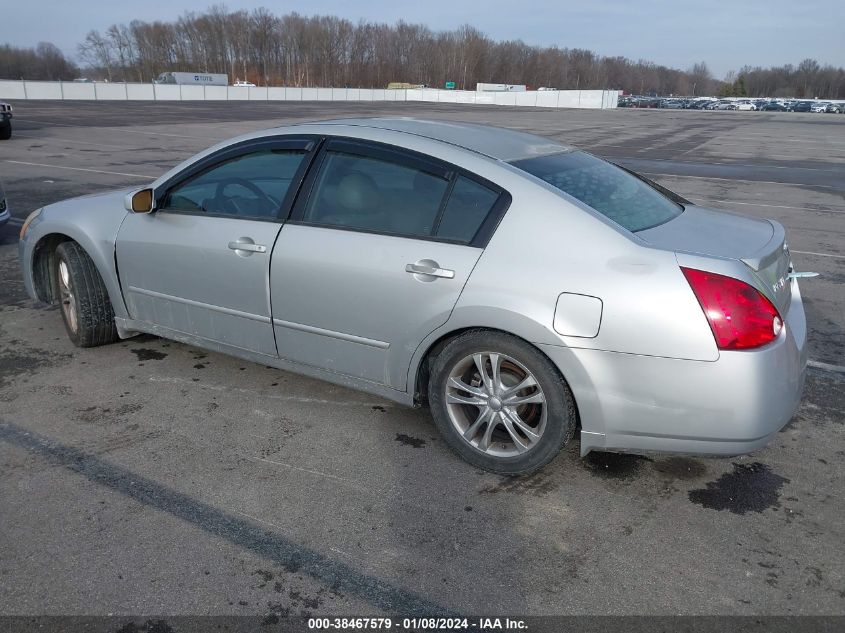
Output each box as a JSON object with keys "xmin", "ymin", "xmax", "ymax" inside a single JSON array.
[
  {"xmin": 228, "ymin": 240, "xmax": 266, "ymax": 254},
  {"xmin": 405, "ymin": 262, "xmax": 455, "ymax": 279}
]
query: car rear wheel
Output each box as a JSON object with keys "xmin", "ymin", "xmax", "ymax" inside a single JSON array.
[
  {"xmin": 0, "ymin": 122, "xmax": 11, "ymax": 140},
  {"xmin": 55, "ymin": 241, "xmax": 118, "ymax": 347},
  {"xmin": 428, "ymin": 331, "xmax": 576, "ymax": 474}
]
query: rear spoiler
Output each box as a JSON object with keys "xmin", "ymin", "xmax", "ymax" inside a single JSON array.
[{"xmin": 741, "ymin": 220, "xmax": 785, "ymax": 271}]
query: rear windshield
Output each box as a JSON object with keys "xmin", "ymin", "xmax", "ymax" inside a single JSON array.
[{"xmin": 512, "ymin": 151, "xmax": 684, "ymax": 232}]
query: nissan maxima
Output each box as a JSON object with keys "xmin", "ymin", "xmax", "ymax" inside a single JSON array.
[{"xmin": 18, "ymin": 119, "xmax": 808, "ymax": 474}]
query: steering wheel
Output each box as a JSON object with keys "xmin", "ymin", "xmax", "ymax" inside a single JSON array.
[{"xmin": 212, "ymin": 178, "xmax": 276, "ymax": 215}]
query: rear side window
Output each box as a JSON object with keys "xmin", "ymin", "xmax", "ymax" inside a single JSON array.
[
  {"xmin": 512, "ymin": 151, "xmax": 683, "ymax": 231},
  {"xmin": 436, "ymin": 176, "xmax": 500, "ymax": 242},
  {"xmin": 303, "ymin": 151, "xmax": 449, "ymax": 237}
]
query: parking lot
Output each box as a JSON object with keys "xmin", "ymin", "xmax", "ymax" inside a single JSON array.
[{"xmin": 0, "ymin": 102, "xmax": 843, "ymax": 617}]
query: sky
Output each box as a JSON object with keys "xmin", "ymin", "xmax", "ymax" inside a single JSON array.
[{"xmin": 3, "ymin": 0, "xmax": 843, "ymax": 79}]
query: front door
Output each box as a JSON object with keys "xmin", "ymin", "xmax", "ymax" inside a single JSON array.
[{"xmin": 116, "ymin": 139, "xmax": 313, "ymax": 356}]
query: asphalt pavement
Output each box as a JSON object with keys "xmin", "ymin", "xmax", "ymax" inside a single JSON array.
[{"xmin": 0, "ymin": 102, "xmax": 843, "ymax": 618}]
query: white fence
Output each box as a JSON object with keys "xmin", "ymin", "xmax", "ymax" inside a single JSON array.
[{"xmin": 0, "ymin": 80, "xmax": 619, "ymax": 109}]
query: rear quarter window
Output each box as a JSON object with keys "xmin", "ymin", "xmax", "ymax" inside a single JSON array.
[
  {"xmin": 512, "ymin": 151, "xmax": 683, "ymax": 232},
  {"xmin": 435, "ymin": 176, "xmax": 500, "ymax": 243}
]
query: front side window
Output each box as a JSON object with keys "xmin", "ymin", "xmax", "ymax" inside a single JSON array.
[
  {"xmin": 303, "ymin": 151, "xmax": 450, "ymax": 238},
  {"xmin": 165, "ymin": 149, "xmax": 306, "ymax": 220},
  {"xmin": 512, "ymin": 151, "xmax": 684, "ymax": 232}
]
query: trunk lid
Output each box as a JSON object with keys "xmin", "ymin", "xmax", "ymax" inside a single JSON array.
[{"xmin": 638, "ymin": 205, "xmax": 792, "ymax": 313}]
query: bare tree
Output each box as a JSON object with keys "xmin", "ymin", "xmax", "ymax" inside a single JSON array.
[
  {"xmin": 44, "ymin": 5, "xmax": 843, "ymax": 98},
  {"xmin": 77, "ymin": 30, "xmax": 114, "ymax": 81},
  {"xmin": 0, "ymin": 43, "xmax": 78, "ymax": 80}
]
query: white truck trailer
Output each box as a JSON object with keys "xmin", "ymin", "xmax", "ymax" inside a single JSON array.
[
  {"xmin": 476, "ymin": 83, "xmax": 527, "ymax": 92},
  {"xmin": 153, "ymin": 72, "xmax": 229, "ymax": 86}
]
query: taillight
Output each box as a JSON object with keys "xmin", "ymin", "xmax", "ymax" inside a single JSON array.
[{"xmin": 681, "ymin": 267, "xmax": 783, "ymax": 350}]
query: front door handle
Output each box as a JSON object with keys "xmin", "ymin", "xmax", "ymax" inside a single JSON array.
[
  {"xmin": 228, "ymin": 239, "xmax": 266, "ymax": 254},
  {"xmin": 405, "ymin": 261, "xmax": 455, "ymax": 279}
]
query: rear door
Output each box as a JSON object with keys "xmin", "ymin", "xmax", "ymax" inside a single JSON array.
[
  {"xmin": 116, "ymin": 137, "xmax": 315, "ymax": 356},
  {"xmin": 270, "ymin": 138, "xmax": 509, "ymax": 390}
]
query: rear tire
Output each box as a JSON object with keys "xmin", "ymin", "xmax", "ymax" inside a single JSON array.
[
  {"xmin": 0, "ymin": 122, "xmax": 10, "ymax": 140},
  {"xmin": 54, "ymin": 241, "xmax": 118, "ymax": 347},
  {"xmin": 428, "ymin": 330, "xmax": 576, "ymax": 475}
]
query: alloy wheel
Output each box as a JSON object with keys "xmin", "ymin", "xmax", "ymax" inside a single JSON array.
[
  {"xmin": 444, "ymin": 352, "xmax": 547, "ymax": 457},
  {"xmin": 58, "ymin": 260, "xmax": 78, "ymax": 334}
]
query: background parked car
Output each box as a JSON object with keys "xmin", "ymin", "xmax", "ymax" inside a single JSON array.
[
  {"xmin": 0, "ymin": 102, "xmax": 12, "ymax": 140},
  {"xmin": 762, "ymin": 101, "xmax": 788, "ymax": 111},
  {"xmin": 636, "ymin": 97, "xmax": 661, "ymax": 108},
  {"xmin": 618, "ymin": 94, "xmax": 839, "ymax": 114}
]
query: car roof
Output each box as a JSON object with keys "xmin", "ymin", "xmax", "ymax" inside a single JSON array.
[{"xmin": 296, "ymin": 118, "xmax": 571, "ymax": 162}]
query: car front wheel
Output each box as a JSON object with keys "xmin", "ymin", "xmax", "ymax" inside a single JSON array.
[
  {"xmin": 54, "ymin": 241, "xmax": 118, "ymax": 347},
  {"xmin": 428, "ymin": 331, "xmax": 576, "ymax": 475}
]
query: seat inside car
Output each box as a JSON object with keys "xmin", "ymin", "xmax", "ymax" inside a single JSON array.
[
  {"xmin": 317, "ymin": 172, "xmax": 387, "ymax": 230},
  {"xmin": 386, "ymin": 171, "xmax": 442, "ymax": 236}
]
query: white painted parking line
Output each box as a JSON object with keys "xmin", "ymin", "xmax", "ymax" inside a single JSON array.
[
  {"xmin": 729, "ymin": 135, "xmax": 845, "ymax": 147},
  {"xmin": 12, "ymin": 130, "xmax": 138, "ymax": 151},
  {"xmin": 690, "ymin": 198, "xmax": 845, "ymax": 214},
  {"xmin": 243, "ymin": 456, "xmax": 373, "ymax": 492},
  {"xmin": 642, "ymin": 172, "xmax": 836, "ymax": 189},
  {"xmin": 93, "ymin": 128, "xmax": 216, "ymax": 140},
  {"xmin": 3, "ymin": 160, "xmax": 156, "ymax": 179},
  {"xmin": 16, "ymin": 118, "xmax": 214, "ymax": 140},
  {"xmin": 11, "ymin": 119, "xmax": 76, "ymax": 128},
  {"xmin": 808, "ymin": 360, "xmax": 845, "ymax": 374},
  {"xmin": 792, "ymin": 250, "xmax": 845, "ymax": 260},
  {"xmin": 635, "ymin": 157, "xmax": 841, "ymax": 173},
  {"xmin": 690, "ymin": 150, "xmax": 845, "ymax": 160},
  {"xmin": 6, "ymin": 217, "xmax": 24, "ymax": 226}
]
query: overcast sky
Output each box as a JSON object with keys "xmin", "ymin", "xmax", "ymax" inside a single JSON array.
[{"xmin": 4, "ymin": 0, "xmax": 843, "ymax": 78}]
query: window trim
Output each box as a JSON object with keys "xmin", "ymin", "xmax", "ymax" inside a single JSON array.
[
  {"xmin": 155, "ymin": 136, "xmax": 321, "ymax": 223},
  {"xmin": 288, "ymin": 136, "xmax": 511, "ymax": 247}
]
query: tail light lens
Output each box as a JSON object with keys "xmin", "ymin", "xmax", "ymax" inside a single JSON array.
[{"xmin": 681, "ymin": 267, "xmax": 783, "ymax": 350}]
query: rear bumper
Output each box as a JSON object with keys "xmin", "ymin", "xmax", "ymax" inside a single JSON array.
[{"xmin": 542, "ymin": 279, "xmax": 808, "ymax": 457}]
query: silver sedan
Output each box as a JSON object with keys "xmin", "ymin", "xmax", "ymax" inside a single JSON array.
[{"xmin": 18, "ymin": 118, "xmax": 808, "ymax": 474}]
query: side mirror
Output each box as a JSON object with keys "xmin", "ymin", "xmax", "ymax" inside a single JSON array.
[{"xmin": 124, "ymin": 188, "xmax": 155, "ymax": 214}]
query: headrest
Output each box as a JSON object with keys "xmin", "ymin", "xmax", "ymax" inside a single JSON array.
[{"xmin": 336, "ymin": 172, "xmax": 381, "ymax": 212}]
